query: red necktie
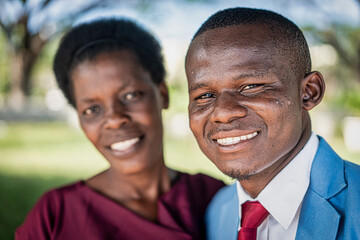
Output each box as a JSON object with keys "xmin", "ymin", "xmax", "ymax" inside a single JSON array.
[{"xmin": 237, "ymin": 201, "xmax": 269, "ymax": 240}]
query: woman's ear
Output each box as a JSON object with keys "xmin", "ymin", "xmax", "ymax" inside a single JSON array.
[
  {"xmin": 158, "ymin": 82, "xmax": 169, "ymax": 109},
  {"xmin": 301, "ymin": 71, "xmax": 325, "ymax": 111}
]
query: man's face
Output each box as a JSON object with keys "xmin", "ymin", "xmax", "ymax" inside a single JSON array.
[{"xmin": 185, "ymin": 24, "xmax": 310, "ymax": 180}]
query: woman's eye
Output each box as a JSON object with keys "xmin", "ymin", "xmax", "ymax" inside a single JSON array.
[
  {"xmin": 123, "ymin": 91, "xmax": 143, "ymax": 102},
  {"xmin": 83, "ymin": 106, "xmax": 100, "ymax": 116}
]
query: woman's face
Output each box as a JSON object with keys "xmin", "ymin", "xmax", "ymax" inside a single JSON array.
[{"xmin": 71, "ymin": 50, "xmax": 169, "ymax": 174}]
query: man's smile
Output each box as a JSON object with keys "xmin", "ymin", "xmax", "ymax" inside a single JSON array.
[{"xmin": 215, "ymin": 131, "xmax": 258, "ymax": 146}]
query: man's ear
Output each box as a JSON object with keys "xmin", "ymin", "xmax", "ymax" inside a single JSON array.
[
  {"xmin": 158, "ymin": 81, "xmax": 169, "ymax": 109},
  {"xmin": 301, "ymin": 71, "xmax": 325, "ymax": 111}
]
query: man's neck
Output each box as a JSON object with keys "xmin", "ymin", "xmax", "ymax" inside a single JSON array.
[{"xmin": 239, "ymin": 129, "xmax": 312, "ymax": 198}]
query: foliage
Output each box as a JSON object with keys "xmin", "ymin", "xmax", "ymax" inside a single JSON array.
[
  {"xmin": 305, "ymin": 24, "xmax": 360, "ymax": 80},
  {"xmin": 304, "ymin": 23, "xmax": 360, "ymax": 116},
  {"xmin": 299, "ymin": 0, "xmax": 360, "ymax": 116},
  {"xmin": 0, "ymin": 30, "xmax": 10, "ymax": 96},
  {"xmin": 332, "ymin": 86, "xmax": 360, "ymax": 116},
  {"xmin": 0, "ymin": 0, "xmax": 120, "ymax": 109}
]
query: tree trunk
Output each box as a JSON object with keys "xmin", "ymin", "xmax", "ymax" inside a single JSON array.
[
  {"xmin": 8, "ymin": 48, "xmax": 36, "ymax": 111},
  {"xmin": 8, "ymin": 49, "xmax": 26, "ymax": 111}
]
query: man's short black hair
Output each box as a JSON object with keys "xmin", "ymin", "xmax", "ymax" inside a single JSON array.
[
  {"xmin": 191, "ymin": 7, "xmax": 311, "ymax": 79},
  {"xmin": 53, "ymin": 18, "xmax": 165, "ymax": 107}
]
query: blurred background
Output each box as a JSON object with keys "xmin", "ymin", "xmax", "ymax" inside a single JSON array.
[{"xmin": 0, "ymin": 0, "xmax": 360, "ymax": 239}]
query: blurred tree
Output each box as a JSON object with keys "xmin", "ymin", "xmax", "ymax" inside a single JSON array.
[
  {"xmin": 309, "ymin": 23, "xmax": 360, "ymax": 113},
  {"xmin": 0, "ymin": 0, "xmax": 117, "ymax": 110},
  {"xmin": 295, "ymin": 0, "xmax": 360, "ymax": 115},
  {"xmin": 0, "ymin": 31, "xmax": 10, "ymax": 98},
  {"xmin": 310, "ymin": 21, "xmax": 360, "ymax": 83},
  {"xmin": 286, "ymin": 0, "xmax": 360, "ymax": 82}
]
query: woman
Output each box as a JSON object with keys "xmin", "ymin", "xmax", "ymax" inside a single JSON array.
[{"xmin": 15, "ymin": 18, "xmax": 224, "ymax": 239}]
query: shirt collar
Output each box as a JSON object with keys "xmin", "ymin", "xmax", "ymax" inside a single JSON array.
[{"xmin": 237, "ymin": 133, "xmax": 319, "ymax": 229}]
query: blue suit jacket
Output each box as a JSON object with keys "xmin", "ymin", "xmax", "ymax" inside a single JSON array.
[{"xmin": 205, "ymin": 137, "xmax": 360, "ymax": 240}]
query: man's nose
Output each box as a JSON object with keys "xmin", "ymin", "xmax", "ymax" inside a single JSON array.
[{"xmin": 209, "ymin": 92, "xmax": 247, "ymax": 124}]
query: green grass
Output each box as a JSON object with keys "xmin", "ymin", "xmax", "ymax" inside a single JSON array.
[
  {"xmin": 0, "ymin": 122, "xmax": 105, "ymax": 239},
  {"xmin": 0, "ymin": 121, "xmax": 227, "ymax": 240},
  {"xmin": 0, "ymin": 122, "xmax": 359, "ymax": 240},
  {"xmin": 0, "ymin": 174, "xmax": 70, "ymax": 240}
]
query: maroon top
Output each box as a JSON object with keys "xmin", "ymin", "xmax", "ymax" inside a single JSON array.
[{"xmin": 15, "ymin": 173, "xmax": 224, "ymax": 240}]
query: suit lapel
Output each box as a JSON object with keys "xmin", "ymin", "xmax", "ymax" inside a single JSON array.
[
  {"xmin": 295, "ymin": 189, "xmax": 340, "ymax": 240},
  {"xmin": 216, "ymin": 184, "xmax": 239, "ymax": 240},
  {"xmin": 296, "ymin": 137, "xmax": 346, "ymax": 240}
]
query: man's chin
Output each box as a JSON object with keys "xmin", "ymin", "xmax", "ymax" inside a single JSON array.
[{"xmin": 224, "ymin": 168, "xmax": 255, "ymax": 181}]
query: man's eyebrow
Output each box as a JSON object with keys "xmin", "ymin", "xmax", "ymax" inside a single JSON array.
[
  {"xmin": 189, "ymin": 82, "xmax": 208, "ymax": 93},
  {"xmin": 232, "ymin": 71, "xmax": 269, "ymax": 81},
  {"xmin": 189, "ymin": 71, "xmax": 270, "ymax": 93}
]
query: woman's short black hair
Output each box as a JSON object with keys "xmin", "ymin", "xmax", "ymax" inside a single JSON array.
[{"xmin": 53, "ymin": 18, "xmax": 165, "ymax": 107}]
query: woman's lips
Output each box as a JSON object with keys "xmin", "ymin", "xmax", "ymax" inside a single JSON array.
[{"xmin": 109, "ymin": 137, "xmax": 140, "ymax": 152}]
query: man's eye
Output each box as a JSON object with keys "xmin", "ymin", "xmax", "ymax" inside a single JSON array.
[
  {"xmin": 83, "ymin": 106, "xmax": 100, "ymax": 116},
  {"xmin": 196, "ymin": 93, "xmax": 215, "ymax": 100},
  {"xmin": 243, "ymin": 84, "xmax": 259, "ymax": 90},
  {"xmin": 241, "ymin": 84, "xmax": 264, "ymax": 92}
]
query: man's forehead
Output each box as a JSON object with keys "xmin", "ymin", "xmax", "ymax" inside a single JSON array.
[
  {"xmin": 187, "ymin": 25, "xmax": 275, "ymax": 62},
  {"xmin": 192, "ymin": 24, "xmax": 272, "ymax": 46},
  {"xmin": 187, "ymin": 41, "xmax": 275, "ymax": 74}
]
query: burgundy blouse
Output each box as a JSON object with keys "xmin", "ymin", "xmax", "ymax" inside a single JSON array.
[{"xmin": 15, "ymin": 173, "xmax": 224, "ymax": 240}]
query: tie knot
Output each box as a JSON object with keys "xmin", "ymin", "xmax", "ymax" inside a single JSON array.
[{"xmin": 241, "ymin": 201, "xmax": 269, "ymax": 229}]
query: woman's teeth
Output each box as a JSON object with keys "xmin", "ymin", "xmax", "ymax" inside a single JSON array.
[
  {"xmin": 110, "ymin": 137, "xmax": 140, "ymax": 151},
  {"xmin": 216, "ymin": 132, "xmax": 258, "ymax": 145}
]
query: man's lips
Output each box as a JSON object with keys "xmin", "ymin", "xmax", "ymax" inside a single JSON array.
[{"xmin": 212, "ymin": 131, "xmax": 259, "ymax": 146}]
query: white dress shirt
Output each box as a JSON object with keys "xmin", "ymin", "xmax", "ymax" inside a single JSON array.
[{"xmin": 236, "ymin": 133, "xmax": 319, "ymax": 240}]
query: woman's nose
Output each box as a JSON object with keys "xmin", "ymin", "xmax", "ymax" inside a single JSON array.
[{"xmin": 103, "ymin": 105, "xmax": 130, "ymax": 129}]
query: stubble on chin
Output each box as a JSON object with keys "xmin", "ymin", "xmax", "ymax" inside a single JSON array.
[{"xmin": 224, "ymin": 168, "xmax": 254, "ymax": 181}]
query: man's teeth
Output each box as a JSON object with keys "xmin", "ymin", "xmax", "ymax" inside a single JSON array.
[
  {"xmin": 216, "ymin": 132, "xmax": 258, "ymax": 145},
  {"xmin": 110, "ymin": 137, "xmax": 140, "ymax": 151}
]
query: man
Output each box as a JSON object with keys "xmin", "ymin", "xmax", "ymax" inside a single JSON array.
[{"xmin": 185, "ymin": 7, "xmax": 360, "ymax": 240}]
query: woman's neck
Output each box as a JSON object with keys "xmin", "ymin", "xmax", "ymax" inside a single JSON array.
[{"xmin": 85, "ymin": 161, "xmax": 175, "ymax": 221}]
